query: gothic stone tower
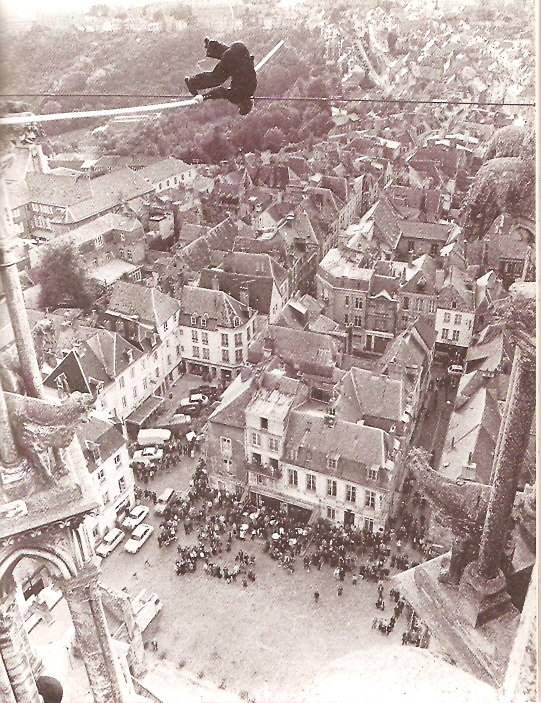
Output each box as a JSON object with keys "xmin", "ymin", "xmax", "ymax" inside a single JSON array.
[{"xmin": 0, "ymin": 122, "xmax": 137, "ymax": 702}]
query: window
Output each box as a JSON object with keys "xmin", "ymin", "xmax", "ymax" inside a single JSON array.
[
  {"xmin": 355, "ymin": 298, "xmax": 362, "ymax": 309},
  {"xmin": 234, "ymin": 332, "xmax": 243, "ymax": 347},
  {"xmin": 364, "ymin": 517, "xmax": 374, "ymax": 532},
  {"xmin": 354, "ymin": 315, "xmax": 363, "ymax": 327},
  {"xmin": 407, "ymin": 240, "xmax": 415, "ymax": 252},
  {"xmin": 153, "ymin": 351, "xmax": 158, "ymax": 361},
  {"xmin": 97, "ymin": 469, "xmax": 104, "ymax": 482},
  {"xmin": 251, "ymin": 432, "xmax": 261, "ymax": 447},
  {"xmin": 127, "ymin": 250, "xmax": 132, "ymax": 261},
  {"xmin": 129, "ymin": 367, "xmax": 135, "ymax": 378},
  {"xmin": 441, "ymin": 328, "xmax": 449, "ymax": 340},
  {"xmin": 222, "ymin": 349, "xmax": 230, "ymax": 363},
  {"xmin": 257, "ymin": 474, "xmax": 266, "ymax": 485},
  {"xmin": 201, "ymin": 316, "xmax": 207, "ymax": 328},
  {"xmin": 133, "ymin": 388, "xmax": 138, "ymax": 399},
  {"xmin": 121, "ymin": 397, "xmax": 127, "ymax": 408},
  {"xmin": 118, "ymin": 476, "xmax": 126, "ymax": 492},
  {"xmin": 288, "ymin": 469, "xmax": 298, "ymax": 487},
  {"xmin": 143, "ymin": 377, "xmax": 148, "ymax": 390},
  {"xmin": 167, "ymin": 354, "xmax": 171, "ymax": 365},
  {"xmin": 443, "ymin": 312, "xmax": 451, "ymax": 323},
  {"xmin": 247, "ymin": 327, "xmax": 251, "ymax": 341},
  {"xmin": 345, "ymin": 296, "xmax": 350, "ymax": 306},
  {"xmin": 327, "ymin": 506, "xmax": 336, "ymax": 520},
  {"xmin": 223, "ymin": 458, "xmax": 233, "ymax": 471},
  {"xmin": 235, "ymin": 349, "xmax": 243, "ymax": 363},
  {"xmin": 346, "ymin": 485, "xmax": 356, "ymax": 503},
  {"xmin": 403, "ymin": 297, "xmax": 410, "ymax": 310},
  {"xmin": 365, "ymin": 490, "xmax": 376, "ymax": 508},
  {"xmin": 306, "ymin": 473, "xmax": 316, "ymax": 492},
  {"xmin": 119, "ymin": 377, "xmax": 125, "ymax": 388},
  {"xmin": 452, "ymin": 329, "xmax": 460, "ymax": 342},
  {"xmin": 428, "ymin": 299, "xmax": 436, "ymax": 313},
  {"xmin": 193, "ymin": 347, "xmax": 200, "ymax": 358},
  {"xmin": 155, "ymin": 367, "xmax": 160, "ymax": 378},
  {"xmin": 114, "ymin": 454, "xmax": 121, "ymax": 465},
  {"xmin": 201, "ymin": 332, "xmax": 209, "ymax": 345},
  {"xmin": 221, "ymin": 333, "xmax": 229, "ymax": 346},
  {"xmin": 327, "ymin": 479, "xmax": 337, "ymax": 497},
  {"xmin": 163, "ymin": 321, "xmax": 168, "ymax": 332},
  {"xmin": 192, "ymin": 329, "xmax": 198, "ymax": 342},
  {"xmin": 328, "ymin": 457, "xmax": 338, "ymax": 470},
  {"xmin": 191, "ymin": 315, "xmax": 197, "ymax": 325},
  {"xmin": 261, "ymin": 417, "xmax": 268, "ymax": 430},
  {"xmin": 454, "ymin": 313, "xmax": 462, "ymax": 324},
  {"xmin": 220, "ymin": 436, "xmax": 232, "ymax": 455},
  {"xmin": 95, "ymin": 235, "xmax": 103, "ymax": 248},
  {"xmin": 233, "ymin": 317, "xmax": 240, "ymax": 328},
  {"xmin": 203, "ymin": 348, "xmax": 210, "ymax": 360},
  {"xmin": 102, "ymin": 491, "xmax": 109, "ymax": 504},
  {"xmin": 176, "ymin": 345, "xmax": 181, "ymax": 356},
  {"xmin": 344, "ymin": 314, "xmax": 349, "ymax": 324},
  {"xmin": 269, "ymin": 436, "xmax": 279, "ymax": 452},
  {"xmin": 414, "ymin": 298, "xmax": 423, "ymax": 312},
  {"xmin": 368, "ymin": 467, "xmax": 378, "ymax": 481}
]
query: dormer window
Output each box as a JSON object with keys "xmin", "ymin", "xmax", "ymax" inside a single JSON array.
[
  {"xmin": 233, "ymin": 317, "xmax": 240, "ymax": 328},
  {"xmin": 201, "ymin": 316, "xmax": 208, "ymax": 328},
  {"xmin": 451, "ymin": 301, "xmax": 457, "ymax": 309},
  {"xmin": 190, "ymin": 314, "xmax": 197, "ymax": 325},
  {"xmin": 328, "ymin": 457, "xmax": 338, "ymax": 470}
]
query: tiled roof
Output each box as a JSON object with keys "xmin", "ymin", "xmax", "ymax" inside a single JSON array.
[
  {"xmin": 221, "ymin": 252, "xmax": 288, "ymax": 286},
  {"xmin": 399, "ymin": 220, "xmax": 454, "ymax": 242},
  {"xmin": 400, "ymin": 254, "xmax": 438, "ymax": 294},
  {"xmin": 274, "ymin": 294, "xmax": 340, "ymax": 334},
  {"xmin": 179, "ymin": 286, "xmax": 251, "ymax": 327},
  {"xmin": 208, "ymin": 373, "xmax": 255, "ymax": 427},
  {"xmin": 319, "ymin": 248, "xmax": 373, "ymax": 285},
  {"xmin": 108, "ymin": 281, "xmax": 180, "ymax": 328}
]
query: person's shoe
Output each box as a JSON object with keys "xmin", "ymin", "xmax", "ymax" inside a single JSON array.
[
  {"xmin": 238, "ymin": 99, "xmax": 254, "ymax": 116},
  {"xmin": 185, "ymin": 77, "xmax": 198, "ymax": 96}
]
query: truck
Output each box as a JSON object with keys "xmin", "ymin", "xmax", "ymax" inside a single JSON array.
[{"xmin": 137, "ymin": 429, "xmax": 171, "ymax": 447}]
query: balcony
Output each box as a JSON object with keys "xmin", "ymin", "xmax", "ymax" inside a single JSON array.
[{"xmin": 245, "ymin": 461, "xmax": 282, "ymax": 480}]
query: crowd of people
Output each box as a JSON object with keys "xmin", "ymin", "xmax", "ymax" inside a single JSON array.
[
  {"xmin": 131, "ymin": 435, "xmax": 200, "ymax": 484},
  {"xmin": 133, "ymin": 445, "xmax": 432, "ymax": 648}
]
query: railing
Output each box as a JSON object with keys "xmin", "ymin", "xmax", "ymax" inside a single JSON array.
[{"xmin": 245, "ymin": 462, "xmax": 282, "ymax": 480}]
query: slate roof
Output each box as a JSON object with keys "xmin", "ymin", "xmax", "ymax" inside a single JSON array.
[
  {"xmin": 108, "ymin": 281, "xmax": 180, "ymax": 328},
  {"xmin": 248, "ymin": 325, "xmax": 339, "ymax": 378},
  {"xmin": 138, "ymin": 157, "xmax": 192, "ymax": 184},
  {"xmin": 86, "ymin": 329, "xmax": 143, "ymax": 378},
  {"xmin": 284, "ymin": 411, "xmax": 388, "ymax": 482},
  {"xmin": 77, "ymin": 415, "xmax": 126, "ymax": 470},
  {"xmin": 198, "ymin": 269, "xmax": 274, "ymax": 315},
  {"xmin": 208, "ymin": 372, "xmax": 255, "ymax": 427},
  {"xmin": 274, "ymin": 294, "xmax": 340, "ymax": 334},
  {"xmin": 334, "ymin": 368, "xmax": 407, "ymax": 425},
  {"xmin": 439, "ymin": 386, "xmax": 501, "ymax": 484},
  {"xmin": 465, "ymin": 325, "xmax": 512, "ymax": 373},
  {"xmin": 179, "ymin": 286, "xmax": 251, "ymax": 327},
  {"xmin": 221, "ymin": 252, "xmax": 289, "ymax": 286},
  {"xmin": 319, "ymin": 248, "xmax": 373, "ymax": 286},
  {"xmin": 399, "ymin": 220, "xmax": 454, "ymax": 242}
]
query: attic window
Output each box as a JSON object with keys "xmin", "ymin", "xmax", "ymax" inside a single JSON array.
[
  {"xmin": 451, "ymin": 301, "xmax": 457, "ymax": 309},
  {"xmin": 201, "ymin": 315, "xmax": 208, "ymax": 328},
  {"xmin": 233, "ymin": 317, "xmax": 240, "ymax": 328},
  {"xmin": 190, "ymin": 314, "xmax": 197, "ymax": 325}
]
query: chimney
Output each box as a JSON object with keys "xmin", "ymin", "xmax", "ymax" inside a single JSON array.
[
  {"xmin": 211, "ymin": 276, "xmax": 220, "ymax": 291},
  {"xmin": 239, "ymin": 285, "xmax": 250, "ymax": 307}
]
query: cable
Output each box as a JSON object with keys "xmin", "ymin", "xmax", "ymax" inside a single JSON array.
[{"xmin": 1, "ymin": 94, "xmax": 535, "ymax": 107}]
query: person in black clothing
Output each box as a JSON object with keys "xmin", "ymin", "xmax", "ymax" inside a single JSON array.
[{"xmin": 185, "ymin": 38, "xmax": 257, "ymax": 115}]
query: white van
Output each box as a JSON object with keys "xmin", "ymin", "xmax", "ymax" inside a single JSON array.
[
  {"xmin": 137, "ymin": 429, "xmax": 171, "ymax": 447},
  {"xmin": 155, "ymin": 488, "xmax": 176, "ymax": 515},
  {"xmin": 133, "ymin": 589, "xmax": 162, "ymax": 632}
]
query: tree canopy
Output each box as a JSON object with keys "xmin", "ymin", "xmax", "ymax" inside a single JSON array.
[{"xmin": 35, "ymin": 244, "xmax": 99, "ymax": 311}]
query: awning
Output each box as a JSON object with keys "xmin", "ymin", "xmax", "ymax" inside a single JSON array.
[
  {"xmin": 248, "ymin": 483, "xmax": 317, "ymax": 512},
  {"xmin": 126, "ymin": 395, "xmax": 164, "ymax": 426}
]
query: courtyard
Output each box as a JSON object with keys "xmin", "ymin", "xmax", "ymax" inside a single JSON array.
[{"xmin": 100, "ymin": 454, "xmax": 420, "ymax": 702}]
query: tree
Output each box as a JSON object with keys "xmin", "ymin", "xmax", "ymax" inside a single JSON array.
[
  {"xmin": 35, "ymin": 244, "xmax": 98, "ymax": 311},
  {"xmin": 262, "ymin": 127, "xmax": 286, "ymax": 153}
]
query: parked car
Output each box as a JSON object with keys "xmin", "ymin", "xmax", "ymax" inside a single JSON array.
[
  {"xmin": 133, "ymin": 589, "xmax": 162, "ymax": 632},
  {"xmin": 155, "ymin": 488, "xmax": 176, "ymax": 515},
  {"xmin": 132, "ymin": 447, "xmax": 163, "ymax": 463},
  {"xmin": 124, "ymin": 523, "xmax": 154, "ymax": 554},
  {"xmin": 176, "ymin": 401, "xmax": 201, "ymax": 417},
  {"xmin": 137, "ymin": 429, "xmax": 171, "ymax": 447},
  {"xmin": 95, "ymin": 528, "xmax": 125, "ymax": 558},
  {"xmin": 121, "ymin": 505, "xmax": 150, "ymax": 532},
  {"xmin": 191, "ymin": 385, "xmax": 220, "ymax": 399},
  {"xmin": 448, "ymin": 364, "xmax": 464, "ymax": 376},
  {"xmin": 188, "ymin": 393, "xmax": 209, "ymax": 406}
]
